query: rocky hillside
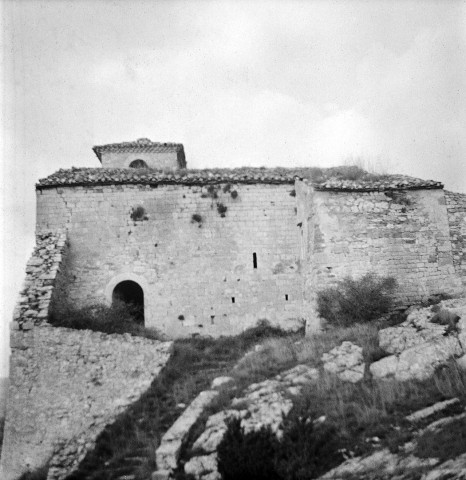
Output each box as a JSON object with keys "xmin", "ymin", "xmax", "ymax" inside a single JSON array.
[{"xmin": 152, "ymin": 298, "xmax": 466, "ymax": 480}]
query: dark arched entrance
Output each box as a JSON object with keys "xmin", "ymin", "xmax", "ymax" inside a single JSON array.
[{"xmin": 112, "ymin": 280, "xmax": 144, "ymax": 325}]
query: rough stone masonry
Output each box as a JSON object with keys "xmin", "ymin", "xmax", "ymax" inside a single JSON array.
[{"xmin": 1, "ymin": 138, "xmax": 465, "ymax": 479}]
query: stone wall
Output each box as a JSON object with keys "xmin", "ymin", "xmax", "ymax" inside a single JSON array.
[
  {"xmin": 309, "ymin": 187, "xmax": 463, "ymax": 306},
  {"xmin": 13, "ymin": 231, "xmax": 67, "ymax": 330},
  {"xmin": 101, "ymin": 150, "xmax": 181, "ymax": 170},
  {"xmin": 36, "ymin": 182, "xmax": 304, "ymax": 336},
  {"xmin": 1, "ymin": 231, "xmax": 173, "ymax": 480},
  {"xmin": 445, "ymin": 190, "xmax": 466, "ymax": 285},
  {"xmin": 1, "ymin": 326, "xmax": 172, "ymax": 480}
]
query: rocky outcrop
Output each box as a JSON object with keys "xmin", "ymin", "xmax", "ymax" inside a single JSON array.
[
  {"xmin": 321, "ymin": 341, "xmax": 365, "ymax": 383},
  {"xmin": 183, "ymin": 365, "xmax": 318, "ymax": 479},
  {"xmin": 155, "ymin": 390, "xmax": 219, "ymax": 473},
  {"xmin": 371, "ymin": 299, "xmax": 466, "ymax": 381}
]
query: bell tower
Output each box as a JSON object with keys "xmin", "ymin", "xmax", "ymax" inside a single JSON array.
[{"xmin": 92, "ymin": 138, "xmax": 186, "ymax": 170}]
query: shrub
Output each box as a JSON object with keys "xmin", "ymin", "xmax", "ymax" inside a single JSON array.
[
  {"xmin": 216, "ymin": 203, "xmax": 228, "ymax": 217},
  {"xmin": 48, "ymin": 301, "xmax": 162, "ymax": 339},
  {"xmin": 217, "ymin": 419, "xmax": 280, "ymax": 480},
  {"xmin": 276, "ymin": 416, "xmax": 343, "ymax": 480},
  {"xmin": 130, "ymin": 205, "xmax": 148, "ymax": 221},
  {"xmin": 317, "ymin": 273, "xmax": 397, "ymax": 326},
  {"xmin": 191, "ymin": 214, "xmax": 203, "ymax": 224},
  {"xmin": 217, "ymin": 416, "xmax": 343, "ymax": 480},
  {"xmin": 230, "ymin": 190, "xmax": 238, "ymax": 199}
]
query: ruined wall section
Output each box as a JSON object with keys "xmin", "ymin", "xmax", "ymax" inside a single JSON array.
[
  {"xmin": 312, "ymin": 188, "xmax": 463, "ymax": 306},
  {"xmin": 1, "ymin": 328, "xmax": 172, "ymax": 480},
  {"xmin": 36, "ymin": 182, "xmax": 303, "ymax": 336},
  {"xmin": 445, "ymin": 190, "xmax": 466, "ymax": 286},
  {"xmin": 12, "ymin": 231, "xmax": 67, "ymax": 330},
  {"xmin": 1, "ymin": 231, "xmax": 173, "ymax": 480}
]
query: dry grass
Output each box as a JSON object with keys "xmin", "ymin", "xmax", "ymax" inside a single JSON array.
[{"xmin": 232, "ymin": 321, "xmax": 386, "ymax": 383}]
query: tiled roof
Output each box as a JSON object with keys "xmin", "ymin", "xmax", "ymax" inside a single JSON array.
[
  {"xmin": 37, "ymin": 166, "xmax": 443, "ymax": 191},
  {"xmin": 92, "ymin": 138, "xmax": 184, "ymax": 162}
]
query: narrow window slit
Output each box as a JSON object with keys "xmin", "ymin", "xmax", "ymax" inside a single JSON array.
[
  {"xmin": 285, "ymin": 294, "xmax": 289, "ymax": 301},
  {"xmin": 253, "ymin": 252, "xmax": 257, "ymax": 269},
  {"xmin": 231, "ymin": 297, "xmax": 235, "ymax": 304}
]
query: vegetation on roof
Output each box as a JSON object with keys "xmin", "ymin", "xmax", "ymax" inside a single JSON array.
[{"xmin": 36, "ymin": 165, "xmax": 443, "ymax": 191}]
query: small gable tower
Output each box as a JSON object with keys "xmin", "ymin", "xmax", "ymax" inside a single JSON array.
[{"xmin": 92, "ymin": 138, "xmax": 186, "ymax": 170}]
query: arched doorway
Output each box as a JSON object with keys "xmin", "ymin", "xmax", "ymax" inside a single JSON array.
[{"xmin": 112, "ymin": 280, "xmax": 144, "ymax": 324}]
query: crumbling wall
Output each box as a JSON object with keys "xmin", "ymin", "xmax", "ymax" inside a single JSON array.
[
  {"xmin": 1, "ymin": 327, "xmax": 172, "ymax": 480},
  {"xmin": 35, "ymin": 183, "xmax": 304, "ymax": 336},
  {"xmin": 445, "ymin": 190, "xmax": 466, "ymax": 286},
  {"xmin": 12, "ymin": 231, "xmax": 67, "ymax": 330},
  {"xmin": 0, "ymin": 232, "xmax": 173, "ymax": 480},
  {"xmin": 311, "ymin": 188, "xmax": 463, "ymax": 306}
]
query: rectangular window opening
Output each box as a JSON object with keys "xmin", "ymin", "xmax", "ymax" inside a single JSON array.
[
  {"xmin": 231, "ymin": 297, "xmax": 235, "ymax": 304},
  {"xmin": 285, "ymin": 294, "xmax": 289, "ymax": 301},
  {"xmin": 253, "ymin": 252, "xmax": 257, "ymax": 269}
]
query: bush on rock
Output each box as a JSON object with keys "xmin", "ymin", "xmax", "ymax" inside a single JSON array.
[{"xmin": 317, "ymin": 273, "xmax": 397, "ymax": 326}]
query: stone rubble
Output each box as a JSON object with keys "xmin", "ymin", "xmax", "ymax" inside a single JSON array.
[{"xmin": 12, "ymin": 231, "xmax": 67, "ymax": 329}]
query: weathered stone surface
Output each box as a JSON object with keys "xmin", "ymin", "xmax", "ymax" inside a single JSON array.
[
  {"xmin": 193, "ymin": 410, "xmax": 247, "ymax": 454},
  {"xmin": 184, "ymin": 453, "xmax": 219, "ymax": 479},
  {"xmin": 12, "ymin": 231, "xmax": 68, "ymax": 330},
  {"xmin": 456, "ymin": 354, "xmax": 466, "ymax": 370},
  {"xmin": 151, "ymin": 470, "xmax": 171, "ymax": 480},
  {"xmin": 406, "ymin": 398, "xmax": 460, "ymax": 422},
  {"xmin": 210, "ymin": 376, "xmax": 234, "ymax": 389},
  {"xmin": 318, "ymin": 449, "xmax": 439, "ymax": 479},
  {"xmin": 371, "ymin": 336, "xmax": 463, "ymax": 381},
  {"xmin": 322, "ymin": 341, "xmax": 365, "ymax": 383},
  {"xmin": 187, "ymin": 364, "xmax": 318, "ymax": 479},
  {"xmin": 0, "ymin": 328, "xmax": 173, "ymax": 480},
  {"xmin": 422, "ymin": 453, "xmax": 466, "ymax": 480},
  {"xmin": 155, "ymin": 390, "xmax": 219, "ymax": 471},
  {"xmin": 372, "ymin": 299, "xmax": 466, "ymax": 381}
]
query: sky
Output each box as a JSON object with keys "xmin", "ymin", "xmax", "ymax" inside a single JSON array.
[{"xmin": 1, "ymin": 0, "xmax": 465, "ymax": 377}]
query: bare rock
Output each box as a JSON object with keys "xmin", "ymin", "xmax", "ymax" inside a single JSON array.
[
  {"xmin": 184, "ymin": 453, "xmax": 219, "ymax": 479},
  {"xmin": 155, "ymin": 390, "xmax": 219, "ymax": 471},
  {"xmin": 406, "ymin": 398, "xmax": 460, "ymax": 422},
  {"xmin": 193, "ymin": 410, "xmax": 247, "ymax": 454},
  {"xmin": 210, "ymin": 376, "xmax": 234, "ymax": 389},
  {"xmin": 318, "ymin": 448, "xmax": 438, "ymax": 479},
  {"xmin": 421, "ymin": 453, "xmax": 466, "ymax": 480},
  {"xmin": 322, "ymin": 341, "xmax": 365, "ymax": 383},
  {"xmin": 456, "ymin": 354, "xmax": 466, "ymax": 370},
  {"xmin": 371, "ymin": 336, "xmax": 462, "ymax": 381}
]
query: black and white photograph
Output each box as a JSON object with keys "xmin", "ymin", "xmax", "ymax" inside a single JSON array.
[{"xmin": 1, "ymin": 1, "xmax": 466, "ymax": 479}]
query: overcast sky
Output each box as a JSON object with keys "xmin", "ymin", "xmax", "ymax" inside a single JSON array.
[{"xmin": 1, "ymin": 0, "xmax": 465, "ymax": 376}]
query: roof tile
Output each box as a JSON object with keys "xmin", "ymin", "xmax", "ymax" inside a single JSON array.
[{"xmin": 37, "ymin": 167, "xmax": 444, "ymax": 191}]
